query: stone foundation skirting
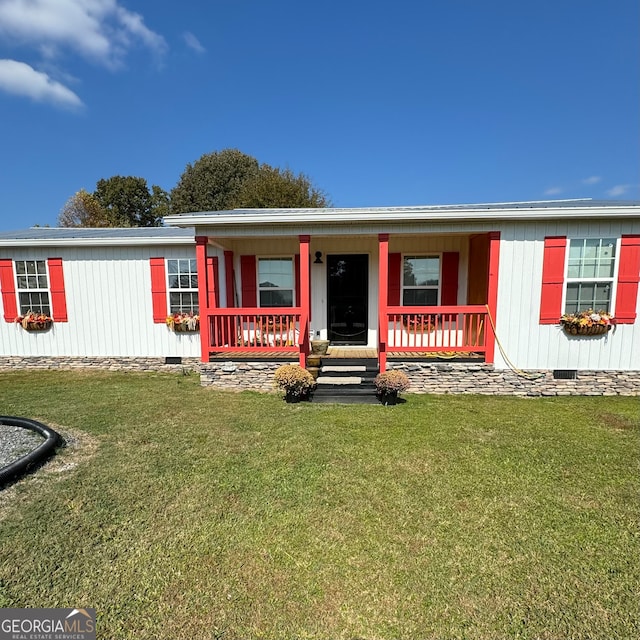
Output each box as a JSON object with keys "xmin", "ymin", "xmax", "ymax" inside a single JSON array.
[
  {"xmin": 0, "ymin": 356, "xmax": 201, "ymax": 373},
  {"xmin": 387, "ymin": 362, "xmax": 640, "ymax": 396},
  {"xmin": 1, "ymin": 356, "xmax": 638, "ymax": 396}
]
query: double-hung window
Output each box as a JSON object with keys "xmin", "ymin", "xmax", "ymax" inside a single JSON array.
[
  {"xmin": 402, "ymin": 256, "xmax": 440, "ymax": 305},
  {"xmin": 15, "ymin": 260, "xmax": 51, "ymax": 315},
  {"xmin": 565, "ymin": 238, "xmax": 616, "ymax": 313},
  {"xmin": 167, "ymin": 259, "xmax": 198, "ymax": 314},
  {"xmin": 258, "ymin": 258, "xmax": 294, "ymax": 307}
]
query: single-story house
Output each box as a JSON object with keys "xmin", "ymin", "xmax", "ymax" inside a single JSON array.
[{"xmin": 1, "ymin": 199, "xmax": 638, "ymax": 395}]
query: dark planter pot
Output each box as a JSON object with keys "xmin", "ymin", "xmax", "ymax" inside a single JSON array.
[
  {"xmin": 285, "ymin": 391, "xmax": 309, "ymax": 403},
  {"xmin": 379, "ymin": 391, "xmax": 398, "ymax": 406}
]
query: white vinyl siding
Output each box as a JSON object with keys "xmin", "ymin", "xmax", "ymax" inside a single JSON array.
[
  {"xmin": 0, "ymin": 245, "xmax": 207, "ymax": 358},
  {"xmin": 495, "ymin": 222, "xmax": 639, "ymax": 371}
]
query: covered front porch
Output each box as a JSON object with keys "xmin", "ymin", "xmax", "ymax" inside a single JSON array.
[{"xmin": 195, "ymin": 231, "xmax": 500, "ymax": 371}]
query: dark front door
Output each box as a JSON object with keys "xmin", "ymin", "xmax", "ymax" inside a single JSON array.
[{"xmin": 327, "ymin": 254, "xmax": 368, "ymax": 344}]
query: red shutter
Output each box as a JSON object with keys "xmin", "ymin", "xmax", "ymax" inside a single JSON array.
[
  {"xmin": 441, "ymin": 252, "xmax": 459, "ymax": 305},
  {"xmin": 539, "ymin": 237, "xmax": 567, "ymax": 324},
  {"xmin": 208, "ymin": 256, "xmax": 220, "ymax": 308},
  {"xmin": 240, "ymin": 255, "xmax": 257, "ymax": 307},
  {"xmin": 150, "ymin": 257, "xmax": 167, "ymax": 322},
  {"xmin": 294, "ymin": 254, "xmax": 300, "ymax": 307},
  {"xmin": 47, "ymin": 258, "xmax": 68, "ymax": 322},
  {"xmin": 0, "ymin": 259, "xmax": 18, "ymax": 321},
  {"xmin": 224, "ymin": 251, "xmax": 235, "ymax": 308},
  {"xmin": 388, "ymin": 253, "xmax": 401, "ymax": 306},
  {"xmin": 615, "ymin": 235, "xmax": 640, "ymax": 324}
]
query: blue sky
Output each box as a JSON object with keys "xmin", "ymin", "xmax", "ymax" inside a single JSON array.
[{"xmin": 0, "ymin": 0, "xmax": 638, "ymax": 231}]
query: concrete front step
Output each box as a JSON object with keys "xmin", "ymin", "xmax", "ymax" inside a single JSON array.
[
  {"xmin": 312, "ymin": 394, "xmax": 380, "ymax": 405},
  {"xmin": 316, "ymin": 376, "xmax": 362, "ymax": 385},
  {"xmin": 309, "ymin": 357, "xmax": 379, "ymax": 404}
]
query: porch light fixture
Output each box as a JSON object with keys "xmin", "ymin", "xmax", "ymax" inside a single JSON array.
[{"xmin": 314, "ymin": 251, "xmax": 323, "ymax": 264}]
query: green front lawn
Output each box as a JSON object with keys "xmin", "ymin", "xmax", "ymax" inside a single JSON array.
[{"xmin": 1, "ymin": 371, "xmax": 638, "ymax": 639}]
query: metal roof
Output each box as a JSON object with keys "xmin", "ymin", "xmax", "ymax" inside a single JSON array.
[
  {"xmin": 1, "ymin": 200, "xmax": 638, "ymax": 246},
  {"xmin": 164, "ymin": 199, "xmax": 640, "ymax": 228},
  {"xmin": 0, "ymin": 226, "xmax": 195, "ymax": 247},
  {"xmin": 167, "ymin": 198, "xmax": 640, "ymax": 218}
]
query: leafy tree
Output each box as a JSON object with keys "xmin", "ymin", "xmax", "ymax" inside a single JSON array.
[
  {"xmin": 93, "ymin": 176, "xmax": 166, "ymax": 227},
  {"xmin": 59, "ymin": 178, "xmax": 168, "ymax": 228},
  {"xmin": 231, "ymin": 165, "xmax": 331, "ymax": 208},
  {"xmin": 57, "ymin": 189, "xmax": 111, "ymax": 227},
  {"xmin": 170, "ymin": 148, "xmax": 259, "ymax": 213}
]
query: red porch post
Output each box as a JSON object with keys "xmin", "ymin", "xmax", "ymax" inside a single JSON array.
[
  {"xmin": 298, "ymin": 235, "xmax": 311, "ymax": 367},
  {"xmin": 485, "ymin": 231, "xmax": 501, "ymax": 364},
  {"xmin": 378, "ymin": 233, "xmax": 389, "ymax": 372},
  {"xmin": 196, "ymin": 236, "xmax": 211, "ymax": 363}
]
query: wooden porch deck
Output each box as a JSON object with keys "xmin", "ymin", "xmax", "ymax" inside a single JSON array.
[{"xmin": 208, "ymin": 346, "xmax": 484, "ymax": 361}]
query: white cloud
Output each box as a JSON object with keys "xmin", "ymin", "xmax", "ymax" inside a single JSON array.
[
  {"xmin": 544, "ymin": 187, "xmax": 563, "ymax": 196},
  {"xmin": 184, "ymin": 31, "xmax": 206, "ymax": 54},
  {"xmin": 582, "ymin": 176, "xmax": 601, "ymax": 185},
  {"xmin": 0, "ymin": 0, "xmax": 167, "ymax": 68},
  {"xmin": 0, "ymin": 59, "xmax": 83, "ymax": 108},
  {"xmin": 607, "ymin": 184, "xmax": 630, "ymax": 197}
]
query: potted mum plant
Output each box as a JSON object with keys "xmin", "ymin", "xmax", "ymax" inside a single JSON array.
[
  {"xmin": 15, "ymin": 311, "xmax": 53, "ymax": 331},
  {"xmin": 274, "ymin": 364, "xmax": 315, "ymax": 402},
  {"xmin": 166, "ymin": 312, "xmax": 200, "ymax": 332},
  {"xmin": 560, "ymin": 309, "xmax": 613, "ymax": 336},
  {"xmin": 374, "ymin": 369, "xmax": 410, "ymax": 405}
]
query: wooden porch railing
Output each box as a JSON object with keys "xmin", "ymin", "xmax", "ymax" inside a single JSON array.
[
  {"xmin": 204, "ymin": 307, "xmax": 309, "ymax": 366},
  {"xmin": 380, "ymin": 305, "xmax": 489, "ymax": 370}
]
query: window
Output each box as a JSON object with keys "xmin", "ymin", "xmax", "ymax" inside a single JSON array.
[
  {"xmin": 167, "ymin": 259, "xmax": 198, "ymax": 313},
  {"xmin": 258, "ymin": 258, "xmax": 294, "ymax": 307},
  {"xmin": 402, "ymin": 256, "xmax": 439, "ymax": 305},
  {"xmin": 565, "ymin": 238, "xmax": 616, "ymax": 313},
  {"xmin": 15, "ymin": 260, "xmax": 51, "ymax": 315}
]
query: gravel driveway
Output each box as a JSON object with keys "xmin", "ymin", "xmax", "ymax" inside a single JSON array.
[{"xmin": 0, "ymin": 424, "xmax": 45, "ymax": 468}]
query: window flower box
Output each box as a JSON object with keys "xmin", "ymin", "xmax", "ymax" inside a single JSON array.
[
  {"xmin": 166, "ymin": 312, "xmax": 200, "ymax": 332},
  {"xmin": 560, "ymin": 310, "xmax": 613, "ymax": 336},
  {"xmin": 15, "ymin": 312, "xmax": 53, "ymax": 331}
]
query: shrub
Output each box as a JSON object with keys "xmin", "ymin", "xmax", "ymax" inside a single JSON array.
[
  {"xmin": 274, "ymin": 364, "xmax": 315, "ymax": 398},
  {"xmin": 374, "ymin": 370, "xmax": 410, "ymax": 394}
]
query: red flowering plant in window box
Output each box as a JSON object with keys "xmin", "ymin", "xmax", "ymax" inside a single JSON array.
[
  {"xmin": 560, "ymin": 309, "xmax": 613, "ymax": 336},
  {"xmin": 166, "ymin": 312, "xmax": 200, "ymax": 332},
  {"xmin": 15, "ymin": 311, "xmax": 53, "ymax": 331}
]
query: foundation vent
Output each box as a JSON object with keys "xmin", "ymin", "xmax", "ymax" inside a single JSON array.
[{"xmin": 553, "ymin": 369, "xmax": 577, "ymax": 380}]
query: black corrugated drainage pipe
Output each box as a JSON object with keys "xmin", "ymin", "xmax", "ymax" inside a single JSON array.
[{"xmin": 0, "ymin": 416, "xmax": 63, "ymax": 487}]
